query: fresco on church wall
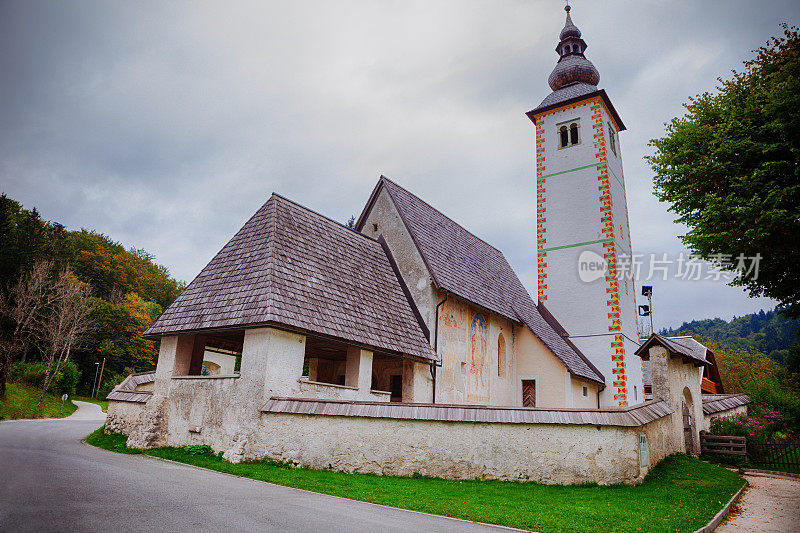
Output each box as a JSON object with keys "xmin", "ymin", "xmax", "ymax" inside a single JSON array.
[{"xmin": 468, "ymin": 312, "xmax": 490, "ymax": 403}]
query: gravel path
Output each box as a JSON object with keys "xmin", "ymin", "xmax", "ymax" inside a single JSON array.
[{"xmin": 717, "ymin": 473, "xmax": 800, "ymax": 533}]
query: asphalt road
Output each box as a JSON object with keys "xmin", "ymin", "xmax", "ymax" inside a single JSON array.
[{"xmin": 0, "ymin": 409, "xmax": 513, "ymax": 533}]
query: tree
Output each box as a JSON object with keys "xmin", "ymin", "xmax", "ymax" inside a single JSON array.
[
  {"xmin": 647, "ymin": 25, "xmax": 800, "ymax": 316},
  {"xmin": 33, "ymin": 270, "xmax": 94, "ymax": 408},
  {"xmin": 0, "ymin": 261, "xmax": 57, "ymax": 397}
]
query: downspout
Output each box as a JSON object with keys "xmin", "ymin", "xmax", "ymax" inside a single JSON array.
[{"xmin": 431, "ymin": 290, "xmax": 448, "ymax": 404}]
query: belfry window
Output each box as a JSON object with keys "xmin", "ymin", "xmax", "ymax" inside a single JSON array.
[{"xmin": 558, "ymin": 119, "xmax": 580, "ymax": 149}]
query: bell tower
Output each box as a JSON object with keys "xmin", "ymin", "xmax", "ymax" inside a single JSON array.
[{"xmin": 526, "ymin": 5, "xmax": 643, "ymax": 407}]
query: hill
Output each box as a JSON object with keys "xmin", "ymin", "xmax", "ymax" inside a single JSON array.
[
  {"xmin": 0, "ymin": 193, "xmax": 184, "ymax": 396},
  {"xmin": 661, "ymin": 308, "xmax": 800, "ymax": 368}
]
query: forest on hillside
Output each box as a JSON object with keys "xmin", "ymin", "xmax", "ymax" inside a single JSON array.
[
  {"xmin": 661, "ymin": 308, "xmax": 800, "ymax": 370},
  {"xmin": 0, "ymin": 194, "xmax": 184, "ymax": 398},
  {"xmin": 661, "ymin": 308, "xmax": 800, "ymax": 431}
]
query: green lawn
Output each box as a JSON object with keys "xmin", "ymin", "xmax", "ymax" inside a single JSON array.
[
  {"xmin": 73, "ymin": 396, "xmax": 109, "ymax": 412},
  {"xmin": 0, "ymin": 382, "xmax": 77, "ymax": 420},
  {"xmin": 87, "ymin": 428, "xmax": 744, "ymax": 532}
]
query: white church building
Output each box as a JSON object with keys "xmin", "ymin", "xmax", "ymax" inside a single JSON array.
[{"xmin": 106, "ymin": 6, "xmax": 748, "ymax": 484}]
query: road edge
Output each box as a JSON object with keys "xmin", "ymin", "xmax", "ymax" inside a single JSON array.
[
  {"xmin": 692, "ymin": 481, "xmax": 747, "ymax": 533},
  {"xmin": 80, "ymin": 437, "xmax": 527, "ymax": 532}
]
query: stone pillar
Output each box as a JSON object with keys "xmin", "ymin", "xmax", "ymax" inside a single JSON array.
[
  {"xmin": 345, "ymin": 347, "xmax": 373, "ymax": 396},
  {"xmin": 187, "ymin": 334, "xmax": 207, "ymax": 375},
  {"xmin": 402, "ymin": 360, "xmax": 433, "ymax": 403},
  {"xmin": 240, "ymin": 327, "xmax": 306, "ymax": 401},
  {"xmin": 307, "ymin": 357, "xmax": 319, "ymax": 381},
  {"xmin": 170, "ymin": 335, "xmax": 197, "ymax": 377},
  {"xmin": 648, "ymin": 345, "xmax": 670, "ymax": 404}
]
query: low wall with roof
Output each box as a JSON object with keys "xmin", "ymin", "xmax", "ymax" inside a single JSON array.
[{"xmin": 245, "ymin": 400, "xmax": 677, "ymax": 485}]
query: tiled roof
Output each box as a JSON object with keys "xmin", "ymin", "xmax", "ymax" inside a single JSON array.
[
  {"xmin": 145, "ymin": 194, "xmax": 436, "ymax": 362},
  {"xmin": 357, "ymin": 177, "xmax": 604, "ymax": 385}
]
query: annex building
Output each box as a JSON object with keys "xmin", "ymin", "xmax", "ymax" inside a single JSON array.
[{"xmin": 107, "ymin": 6, "xmax": 749, "ymax": 484}]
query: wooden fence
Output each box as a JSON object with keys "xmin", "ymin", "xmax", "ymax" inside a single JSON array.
[
  {"xmin": 700, "ymin": 434, "xmax": 746, "ymax": 456},
  {"xmin": 748, "ymin": 441, "xmax": 800, "ymax": 472}
]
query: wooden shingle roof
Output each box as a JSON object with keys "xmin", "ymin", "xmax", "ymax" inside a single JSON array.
[
  {"xmin": 106, "ymin": 371, "xmax": 155, "ymax": 403},
  {"xmin": 145, "ymin": 194, "xmax": 436, "ymax": 362},
  {"xmin": 635, "ymin": 334, "xmax": 708, "ymax": 366},
  {"xmin": 356, "ymin": 177, "xmax": 604, "ymax": 385},
  {"xmin": 262, "ymin": 397, "xmax": 672, "ymax": 427}
]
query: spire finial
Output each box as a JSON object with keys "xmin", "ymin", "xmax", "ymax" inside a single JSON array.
[{"xmin": 565, "ymin": 0, "xmax": 570, "ymax": 13}]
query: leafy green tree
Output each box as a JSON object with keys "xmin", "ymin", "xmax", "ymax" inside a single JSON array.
[{"xmin": 648, "ymin": 26, "xmax": 800, "ymax": 316}]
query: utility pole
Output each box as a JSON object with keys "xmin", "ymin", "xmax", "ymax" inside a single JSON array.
[
  {"xmin": 95, "ymin": 358, "xmax": 106, "ymax": 399},
  {"xmin": 639, "ymin": 286, "xmax": 654, "ymax": 335},
  {"xmin": 91, "ymin": 362, "xmax": 100, "ymax": 398}
]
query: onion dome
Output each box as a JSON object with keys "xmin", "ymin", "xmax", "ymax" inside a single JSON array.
[
  {"xmin": 559, "ymin": 6, "xmax": 581, "ymax": 40},
  {"xmin": 547, "ymin": 5, "xmax": 600, "ymax": 91}
]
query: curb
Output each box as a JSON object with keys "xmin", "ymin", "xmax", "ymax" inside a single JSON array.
[
  {"xmin": 742, "ymin": 468, "xmax": 800, "ymax": 479},
  {"xmin": 692, "ymin": 481, "xmax": 747, "ymax": 533}
]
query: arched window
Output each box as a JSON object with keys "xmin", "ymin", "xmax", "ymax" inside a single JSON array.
[
  {"xmin": 497, "ymin": 333, "xmax": 506, "ymax": 377},
  {"xmin": 570, "ymin": 122, "xmax": 579, "ymax": 145},
  {"xmin": 559, "ymin": 125, "xmax": 569, "ymax": 148}
]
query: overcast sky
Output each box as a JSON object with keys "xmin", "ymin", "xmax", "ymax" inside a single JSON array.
[{"xmin": 1, "ymin": 0, "xmax": 797, "ymax": 330}]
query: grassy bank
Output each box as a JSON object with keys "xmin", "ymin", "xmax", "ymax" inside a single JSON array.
[
  {"xmin": 87, "ymin": 428, "xmax": 744, "ymax": 532},
  {"xmin": 0, "ymin": 382, "xmax": 77, "ymax": 420}
]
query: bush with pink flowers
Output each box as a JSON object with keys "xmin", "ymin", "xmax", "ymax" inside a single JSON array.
[{"xmin": 709, "ymin": 403, "xmax": 788, "ymax": 442}]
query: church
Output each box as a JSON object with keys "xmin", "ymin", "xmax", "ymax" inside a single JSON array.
[{"xmin": 106, "ymin": 6, "xmax": 747, "ymax": 484}]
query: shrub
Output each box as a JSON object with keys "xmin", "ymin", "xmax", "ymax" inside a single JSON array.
[
  {"xmin": 709, "ymin": 403, "xmax": 789, "ymax": 442},
  {"xmin": 9, "ymin": 362, "xmax": 49, "ymax": 388},
  {"xmin": 182, "ymin": 444, "xmax": 214, "ymax": 456},
  {"xmin": 56, "ymin": 361, "xmax": 80, "ymax": 396},
  {"xmin": 10, "ymin": 360, "xmax": 82, "ymax": 396}
]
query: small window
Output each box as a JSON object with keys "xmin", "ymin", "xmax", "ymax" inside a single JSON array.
[
  {"xmin": 634, "ymin": 385, "xmax": 638, "ymax": 402},
  {"xmin": 390, "ymin": 375, "xmax": 402, "ymax": 402},
  {"xmin": 372, "ymin": 223, "xmax": 378, "ymax": 232},
  {"xmin": 639, "ymin": 433, "xmax": 649, "ymax": 467},
  {"xmin": 582, "ymin": 386, "xmax": 588, "ymax": 397},
  {"xmin": 608, "ymin": 122, "xmax": 616, "ymax": 155},
  {"xmin": 558, "ymin": 119, "xmax": 581, "ymax": 149},
  {"xmin": 497, "ymin": 333, "xmax": 506, "ymax": 377},
  {"xmin": 522, "ymin": 379, "xmax": 536, "ymax": 407}
]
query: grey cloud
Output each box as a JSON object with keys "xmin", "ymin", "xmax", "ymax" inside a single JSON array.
[{"xmin": 1, "ymin": 0, "xmax": 797, "ymax": 329}]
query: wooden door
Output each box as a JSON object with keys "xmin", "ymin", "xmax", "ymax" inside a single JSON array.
[
  {"xmin": 683, "ymin": 402, "xmax": 694, "ymax": 453},
  {"xmin": 522, "ymin": 379, "xmax": 536, "ymax": 407}
]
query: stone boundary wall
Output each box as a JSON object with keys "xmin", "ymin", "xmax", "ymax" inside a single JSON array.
[
  {"xmin": 106, "ymin": 400, "xmax": 146, "ymax": 435},
  {"xmin": 242, "ymin": 411, "xmax": 675, "ymax": 485}
]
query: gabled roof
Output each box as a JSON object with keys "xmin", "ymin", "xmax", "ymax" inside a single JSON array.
[
  {"xmin": 356, "ymin": 176, "xmax": 604, "ymax": 385},
  {"xmin": 634, "ymin": 334, "xmax": 708, "ymax": 367},
  {"xmin": 145, "ymin": 194, "xmax": 436, "ymax": 362}
]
